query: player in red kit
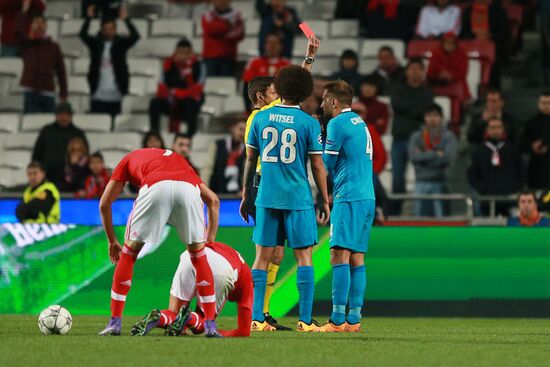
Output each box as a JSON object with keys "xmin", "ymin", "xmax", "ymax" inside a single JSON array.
[
  {"xmin": 98, "ymin": 148, "xmax": 222, "ymax": 337},
  {"xmin": 130, "ymin": 242, "xmax": 253, "ymax": 338}
]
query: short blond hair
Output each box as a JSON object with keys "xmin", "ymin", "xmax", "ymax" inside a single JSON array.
[{"xmin": 324, "ymin": 80, "xmax": 353, "ymax": 105}]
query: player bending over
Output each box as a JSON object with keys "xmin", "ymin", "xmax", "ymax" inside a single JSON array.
[
  {"xmin": 98, "ymin": 148, "xmax": 222, "ymax": 337},
  {"xmin": 240, "ymin": 65, "xmax": 330, "ymax": 332},
  {"xmin": 240, "ymin": 36, "xmax": 321, "ymax": 331},
  {"xmin": 320, "ymin": 81, "xmax": 376, "ymax": 332},
  {"xmin": 130, "ymin": 242, "xmax": 252, "ymax": 337}
]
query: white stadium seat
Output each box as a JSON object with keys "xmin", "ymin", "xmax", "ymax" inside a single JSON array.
[
  {"xmin": 330, "ymin": 20, "xmax": 360, "ymax": 38},
  {"xmin": 0, "ymin": 150, "xmax": 31, "ymax": 169},
  {"xmin": 130, "ymin": 37, "xmax": 179, "ymax": 58},
  {"xmin": 122, "ymin": 96, "xmax": 151, "ymax": 113},
  {"xmin": 151, "ymin": 19, "xmax": 193, "ymax": 37},
  {"xmin": 47, "ymin": 19, "xmax": 60, "ymax": 40},
  {"xmin": 244, "ymin": 19, "xmax": 261, "ymax": 37},
  {"xmin": 114, "ymin": 114, "xmax": 150, "ymax": 133},
  {"xmin": 60, "ymin": 19, "xmax": 90, "ymax": 37},
  {"xmin": 0, "ymin": 96, "xmax": 24, "ymax": 112},
  {"xmin": 202, "ymin": 95, "xmax": 226, "ymax": 117},
  {"xmin": 204, "ymin": 77, "xmax": 238, "ymax": 96},
  {"xmin": 97, "ymin": 132, "xmax": 142, "ymax": 153},
  {"xmin": 103, "ymin": 151, "xmax": 127, "ymax": 170},
  {"xmin": 58, "ymin": 37, "xmax": 89, "ymax": 57},
  {"xmin": 468, "ymin": 59, "xmax": 481, "ymax": 100},
  {"xmin": 0, "ymin": 58, "xmax": 23, "ymax": 78},
  {"xmin": 238, "ymin": 37, "xmax": 259, "ymax": 58},
  {"xmin": 86, "ymin": 132, "xmax": 102, "ymax": 153},
  {"xmin": 72, "ymin": 58, "xmax": 89, "ymax": 75},
  {"xmin": 317, "ymin": 39, "xmax": 360, "ymax": 57},
  {"xmin": 0, "ymin": 168, "xmax": 27, "ymax": 188},
  {"xmin": 128, "ymin": 58, "xmax": 162, "ymax": 79},
  {"xmin": 358, "ymin": 57, "xmax": 379, "ymax": 75},
  {"xmin": 0, "ymin": 113, "xmax": 21, "ymax": 133},
  {"xmin": 21, "ymin": 114, "xmax": 54, "ymax": 132},
  {"xmin": 73, "ymin": 114, "xmax": 111, "ymax": 132},
  {"xmin": 362, "ymin": 39, "xmax": 406, "ymax": 61},
  {"xmin": 69, "ymin": 76, "xmax": 90, "ymax": 95},
  {"xmin": 232, "ymin": 1, "xmax": 258, "ymax": 19},
  {"xmin": 223, "ymin": 95, "xmax": 246, "ymax": 115},
  {"xmin": 45, "ymin": 1, "xmax": 78, "ymax": 18},
  {"xmin": 4, "ymin": 133, "xmax": 38, "ymax": 151},
  {"xmin": 192, "ymin": 133, "xmax": 224, "ymax": 152},
  {"xmin": 434, "ymin": 96, "xmax": 451, "ymax": 125}
]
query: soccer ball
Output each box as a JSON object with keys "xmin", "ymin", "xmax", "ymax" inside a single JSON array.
[{"xmin": 38, "ymin": 305, "xmax": 72, "ymax": 335}]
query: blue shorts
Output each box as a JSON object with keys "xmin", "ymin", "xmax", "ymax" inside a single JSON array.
[
  {"xmin": 253, "ymin": 207, "xmax": 318, "ymax": 249},
  {"xmin": 330, "ymin": 199, "xmax": 375, "ymax": 253}
]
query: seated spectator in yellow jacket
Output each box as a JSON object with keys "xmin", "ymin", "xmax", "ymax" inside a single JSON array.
[
  {"xmin": 507, "ymin": 191, "xmax": 550, "ymax": 227},
  {"xmin": 16, "ymin": 161, "xmax": 61, "ymax": 224}
]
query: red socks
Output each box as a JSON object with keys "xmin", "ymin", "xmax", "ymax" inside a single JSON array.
[
  {"xmin": 110, "ymin": 245, "xmax": 138, "ymax": 318},
  {"xmin": 159, "ymin": 310, "xmax": 177, "ymax": 327},
  {"xmin": 188, "ymin": 247, "xmax": 216, "ymax": 320},
  {"xmin": 187, "ymin": 312, "xmax": 204, "ymax": 334}
]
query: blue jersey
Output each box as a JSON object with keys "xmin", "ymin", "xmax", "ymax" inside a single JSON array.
[
  {"xmin": 323, "ymin": 108, "xmax": 376, "ymax": 203},
  {"xmin": 247, "ymin": 105, "xmax": 323, "ymax": 210}
]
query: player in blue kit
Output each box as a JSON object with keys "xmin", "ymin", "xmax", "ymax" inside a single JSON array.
[
  {"xmin": 240, "ymin": 65, "xmax": 330, "ymax": 332},
  {"xmin": 319, "ymin": 80, "xmax": 376, "ymax": 333}
]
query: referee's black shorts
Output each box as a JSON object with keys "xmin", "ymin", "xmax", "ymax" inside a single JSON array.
[{"xmin": 244, "ymin": 173, "xmax": 261, "ymax": 223}]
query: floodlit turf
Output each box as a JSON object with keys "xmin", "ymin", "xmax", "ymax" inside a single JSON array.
[{"xmin": 1, "ymin": 316, "xmax": 549, "ymax": 367}]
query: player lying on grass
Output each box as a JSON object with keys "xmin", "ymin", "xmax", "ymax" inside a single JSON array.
[
  {"xmin": 240, "ymin": 36, "xmax": 321, "ymax": 331},
  {"xmin": 130, "ymin": 242, "xmax": 252, "ymax": 337},
  {"xmin": 240, "ymin": 65, "xmax": 330, "ymax": 332},
  {"xmin": 319, "ymin": 80, "xmax": 376, "ymax": 332},
  {"xmin": 98, "ymin": 148, "xmax": 222, "ymax": 337}
]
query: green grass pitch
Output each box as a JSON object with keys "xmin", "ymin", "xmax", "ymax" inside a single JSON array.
[{"xmin": 1, "ymin": 316, "xmax": 549, "ymax": 367}]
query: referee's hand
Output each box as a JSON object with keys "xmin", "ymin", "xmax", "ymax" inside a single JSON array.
[{"xmin": 239, "ymin": 197, "xmax": 250, "ymax": 224}]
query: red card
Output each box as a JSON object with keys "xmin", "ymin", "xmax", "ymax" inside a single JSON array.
[{"xmin": 299, "ymin": 22, "xmax": 315, "ymax": 38}]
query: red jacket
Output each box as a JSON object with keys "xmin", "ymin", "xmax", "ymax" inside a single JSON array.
[
  {"xmin": 0, "ymin": 0, "xmax": 44, "ymax": 47},
  {"xmin": 17, "ymin": 14, "xmax": 67, "ymax": 98},
  {"xmin": 368, "ymin": 124, "xmax": 387, "ymax": 174},
  {"xmin": 202, "ymin": 8, "xmax": 244, "ymax": 60},
  {"xmin": 242, "ymin": 56, "xmax": 290, "ymax": 82},
  {"xmin": 359, "ymin": 96, "xmax": 390, "ymax": 135},
  {"xmin": 156, "ymin": 55, "xmax": 205, "ymax": 101},
  {"xmin": 79, "ymin": 169, "xmax": 111, "ymax": 199},
  {"xmin": 427, "ymin": 44, "xmax": 471, "ymax": 100}
]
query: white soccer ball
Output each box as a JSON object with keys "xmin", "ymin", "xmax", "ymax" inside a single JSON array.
[{"xmin": 38, "ymin": 305, "xmax": 72, "ymax": 335}]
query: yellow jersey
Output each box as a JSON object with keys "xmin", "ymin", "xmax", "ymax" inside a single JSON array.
[{"xmin": 244, "ymin": 98, "xmax": 281, "ymax": 174}]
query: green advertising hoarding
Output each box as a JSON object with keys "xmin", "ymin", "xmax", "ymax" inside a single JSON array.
[{"xmin": 1, "ymin": 224, "xmax": 550, "ymax": 316}]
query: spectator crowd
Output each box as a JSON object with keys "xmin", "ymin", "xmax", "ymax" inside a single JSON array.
[{"xmin": 0, "ymin": 0, "xmax": 549, "ymax": 226}]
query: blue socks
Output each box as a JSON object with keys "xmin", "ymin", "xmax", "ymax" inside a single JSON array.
[
  {"xmin": 297, "ymin": 266, "xmax": 314, "ymax": 324},
  {"xmin": 348, "ymin": 265, "xmax": 366, "ymax": 325},
  {"xmin": 331, "ymin": 264, "xmax": 350, "ymax": 325},
  {"xmin": 252, "ymin": 269, "xmax": 267, "ymax": 322}
]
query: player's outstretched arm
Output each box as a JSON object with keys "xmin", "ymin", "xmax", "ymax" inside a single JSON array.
[
  {"xmin": 239, "ymin": 147, "xmax": 259, "ymax": 223},
  {"xmin": 219, "ymin": 303, "xmax": 252, "ymax": 337},
  {"xmin": 310, "ymin": 154, "xmax": 330, "ymax": 225},
  {"xmin": 99, "ymin": 180, "xmax": 125, "ymax": 263},
  {"xmin": 301, "ymin": 35, "xmax": 320, "ymax": 72},
  {"xmin": 199, "ymin": 183, "xmax": 220, "ymax": 243}
]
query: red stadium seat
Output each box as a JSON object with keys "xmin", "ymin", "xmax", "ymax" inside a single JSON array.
[{"xmin": 407, "ymin": 40, "xmax": 439, "ymax": 59}]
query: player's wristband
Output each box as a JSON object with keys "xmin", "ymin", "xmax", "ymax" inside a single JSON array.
[{"xmin": 304, "ymin": 56, "xmax": 315, "ymax": 65}]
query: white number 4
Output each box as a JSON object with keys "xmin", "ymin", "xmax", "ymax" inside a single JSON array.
[{"xmin": 365, "ymin": 127, "xmax": 373, "ymax": 160}]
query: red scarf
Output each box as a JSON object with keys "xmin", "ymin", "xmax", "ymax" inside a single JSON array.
[
  {"xmin": 519, "ymin": 210, "xmax": 543, "ymax": 227},
  {"xmin": 422, "ymin": 129, "xmax": 441, "ymax": 151},
  {"xmin": 367, "ymin": 0, "xmax": 399, "ymax": 19},
  {"xmin": 226, "ymin": 137, "xmax": 244, "ymax": 167}
]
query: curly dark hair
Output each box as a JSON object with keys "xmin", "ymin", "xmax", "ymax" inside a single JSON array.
[{"xmin": 273, "ymin": 65, "xmax": 314, "ymax": 104}]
